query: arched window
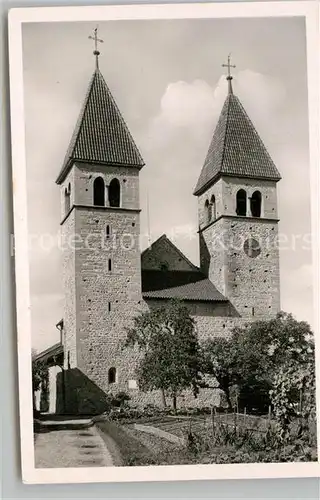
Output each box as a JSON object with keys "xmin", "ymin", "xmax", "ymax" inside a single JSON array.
[
  {"xmin": 210, "ymin": 194, "xmax": 216, "ymax": 220},
  {"xmin": 108, "ymin": 367, "xmax": 116, "ymax": 384},
  {"xmin": 64, "ymin": 187, "xmax": 70, "ymax": 215},
  {"xmin": 109, "ymin": 178, "xmax": 120, "ymax": 207},
  {"xmin": 204, "ymin": 199, "xmax": 211, "ymax": 224},
  {"xmin": 93, "ymin": 176, "xmax": 105, "ymax": 206},
  {"xmin": 250, "ymin": 191, "xmax": 262, "ymax": 218},
  {"xmin": 160, "ymin": 261, "xmax": 169, "ymax": 271},
  {"xmin": 236, "ymin": 189, "xmax": 247, "ymax": 216}
]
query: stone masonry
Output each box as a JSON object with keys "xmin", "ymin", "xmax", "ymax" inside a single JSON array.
[{"xmin": 49, "ymin": 61, "xmax": 282, "ymax": 414}]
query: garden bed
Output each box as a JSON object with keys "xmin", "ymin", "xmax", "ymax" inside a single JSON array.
[{"xmin": 96, "ymin": 412, "xmax": 317, "ymax": 466}]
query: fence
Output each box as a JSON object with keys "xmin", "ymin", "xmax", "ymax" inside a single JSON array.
[
  {"xmin": 150, "ymin": 407, "xmax": 274, "ymax": 440},
  {"xmin": 207, "ymin": 407, "xmax": 273, "ymax": 434}
]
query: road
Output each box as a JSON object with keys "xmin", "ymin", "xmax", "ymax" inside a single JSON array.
[{"xmin": 34, "ymin": 418, "xmax": 114, "ymax": 468}]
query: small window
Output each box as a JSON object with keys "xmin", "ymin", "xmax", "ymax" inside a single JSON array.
[
  {"xmin": 108, "ymin": 367, "xmax": 116, "ymax": 384},
  {"xmin": 204, "ymin": 199, "xmax": 211, "ymax": 224},
  {"xmin": 109, "ymin": 178, "xmax": 121, "ymax": 207},
  {"xmin": 93, "ymin": 177, "xmax": 105, "ymax": 206},
  {"xmin": 250, "ymin": 191, "xmax": 262, "ymax": 218},
  {"xmin": 108, "ymin": 258, "xmax": 112, "ymax": 272},
  {"xmin": 108, "ymin": 302, "xmax": 111, "ymax": 312},
  {"xmin": 160, "ymin": 261, "xmax": 169, "ymax": 271},
  {"xmin": 236, "ymin": 189, "xmax": 247, "ymax": 216},
  {"xmin": 210, "ymin": 194, "xmax": 216, "ymax": 220},
  {"xmin": 106, "ymin": 225, "xmax": 111, "ymax": 239},
  {"xmin": 64, "ymin": 187, "xmax": 71, "ymax": 214}
]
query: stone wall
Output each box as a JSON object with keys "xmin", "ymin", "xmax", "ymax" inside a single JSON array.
[
  {"xmin": 198, "ymin": 176, "xmax": 278, "ymax": 230},
  {"xmin": 74, "ymin": 162, "xmax": 140, "ymax": 209},
  {"xmin": 221, "ymin": 177, "xmax": 278, "ymax": 219},
  {"xmin": 201, "ymin": 216, "xmax": 280, "ymax": 319},
  {"xmin": 60, "ymin": 162, "xmax": 145, "ymax": 407},
  {"xmin": 59, "ymin": 167, "xmax": 280, "ymax": 414},
  {"xmin": 141, "ymin": 235, "xmax": 197, "ymax": 271},
  {"xmin": 61, "ymin": 204, "xmax": 77, "ymax": 369},
  {"xmin": 74, "ymin": 205, "xmax": 143, "ymax": 394}
]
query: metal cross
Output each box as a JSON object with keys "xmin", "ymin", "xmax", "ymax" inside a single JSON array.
[
  {"xmin": 222, "ymin": 54, "xmax": 236, "ymax": 79},
  {"xmin": 89, "ymin": 26, "xmax": 104, "ymax": 55}
]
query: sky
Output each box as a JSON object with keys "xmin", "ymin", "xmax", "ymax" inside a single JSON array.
[{"xmin": 22, "ymin": 17, "xmax": 313, "ymax": 352}]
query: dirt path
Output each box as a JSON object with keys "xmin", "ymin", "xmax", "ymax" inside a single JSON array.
[{"xmin": 35, "ymin": 422, "xmax": 114, "ymax": 468}]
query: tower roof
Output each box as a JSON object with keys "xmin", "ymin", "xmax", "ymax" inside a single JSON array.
[
  {"xmin": 56, "ymin": 68, "xmax": 145, "ymax": 184},
  {"xmin": 193, "ymin": 88, "xmax": 281, "ymax": 196}
]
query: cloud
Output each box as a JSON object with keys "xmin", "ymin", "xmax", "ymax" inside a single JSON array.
[
  {"xmin": 145, "ymin": 70, "xmax": 287, "ymax": 153},
  {"xmin": 155, "ymin": 79, "xmax": 219, "ymax": 127},
  {"xmin": 235, "ymin": 69, "xmax": 286, "ymax": 119},
  {"xmin": 140, "ymin": 70, "xmax": 289, "ymax": 263},
  {"xmin": 145, "ymin": 78, "xmax": 221, "ymax": 151}
]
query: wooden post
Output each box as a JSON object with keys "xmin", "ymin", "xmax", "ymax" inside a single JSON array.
[
  {"xmin": 211, "ymin": 406, "xmax": 215, "ymax": 435},
  {"xmin": 299, "ymin": 389, "xmax": 303, "ymax": 414},
  {"xmin": 268, "ymin": 405, "xmax": 271, "ymax": 428}
]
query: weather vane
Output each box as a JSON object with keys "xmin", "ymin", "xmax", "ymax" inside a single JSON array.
[{"xmin": 89, "ymin": 26, "xmax": 104, "ymax": 68}]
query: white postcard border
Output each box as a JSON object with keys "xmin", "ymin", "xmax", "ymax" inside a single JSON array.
[{"xmin": 8, "ymin": 1, "xmax": 320, "ymax": 484}]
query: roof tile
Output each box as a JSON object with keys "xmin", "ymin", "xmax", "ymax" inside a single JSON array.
[
  {"xmin": 194, "ymin": 91, "xmax": 281, "ymax": 195},
  {"xmin": 142, "ymin": 270, "xmax": 227, "ymax": 302},
  {"xmin": 56, "ymin": 69, "xmax": 144, "ymax": 184}
]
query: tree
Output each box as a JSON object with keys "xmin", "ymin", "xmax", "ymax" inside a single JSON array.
[
  {"xmin": 32, "ymin": 353, "xmax": 48, "ymax": 415},
  {"xmin": 270, "ymin": 335, "xmax": 316, "ymax": 442},
  {"xmin": 203, "ymin": 312, "xmax": 315, "ymax": 413},
  {"xmin": 125, "ymin": 300, "xmax": 203, "ymax": 410},
  {"xmin": 202, "ymin": 337, "xmax": 239, "ymax": 410}
]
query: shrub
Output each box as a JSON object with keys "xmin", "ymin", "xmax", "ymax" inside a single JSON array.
[{"xmin": 112, "ymin": 391, "xmax": 131, "ymax": 409}]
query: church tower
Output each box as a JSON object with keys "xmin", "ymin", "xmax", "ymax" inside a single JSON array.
[
  {"xmin": 56, "ymin": 32, "xmax": 144, "ymax": 412},
  {"xmin": 194, "ymin": 59, "xmax": 281, "ymax": 320}
]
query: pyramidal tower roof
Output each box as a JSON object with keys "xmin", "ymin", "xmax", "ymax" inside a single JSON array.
[
  {"xmin": 193, "ymin": 65, "xmax": 281, "ymax": 196},
  {"xmin": 56, "ymin": 64, "xmax": 145, "ymax": 184}
]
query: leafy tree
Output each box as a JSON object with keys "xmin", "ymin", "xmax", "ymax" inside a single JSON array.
[
  {"xmin": 203, "ymin": 312, "xmax": 315, "ymax": 413},
  {"xmin": 202, "ymin": 337, "xmax": 239, "ymax": 410},
  {"xmin": 112, "ymin": 391, "xmax": 131, "ymax": 409},
  {"xmin": 125, "ymin": 300, "xmax": 203, "ymax": 410},
  {"xmin": 32, "ymin": 360, "xmax": 47, "ymax": 393},
  {"xmin": 270, "ymin": 336, "xmax": 316, "ymax": 442},
  {"xmin": 32, "ymin": 356, "xmax": 48, "ymax": 415}
]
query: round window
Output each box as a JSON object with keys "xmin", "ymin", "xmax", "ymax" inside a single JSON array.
[{"xmin": 243, "ymin": 238, "xmax": 261, "ymax": 258}]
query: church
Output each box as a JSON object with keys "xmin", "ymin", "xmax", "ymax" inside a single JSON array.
[{"xmin": 33, "ymin": 45, "xmax": 281, "ymax": 415}]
